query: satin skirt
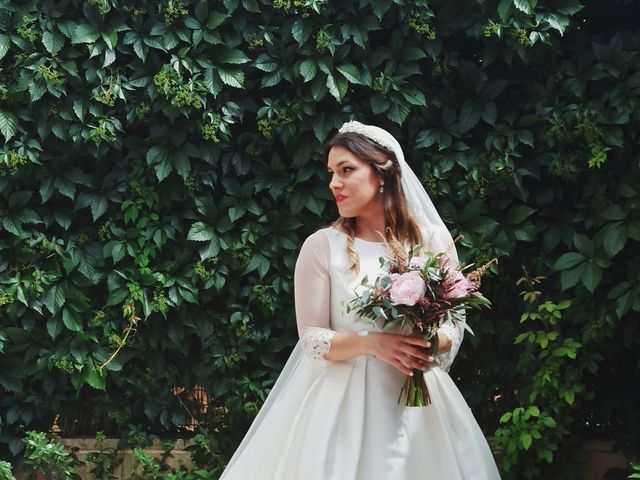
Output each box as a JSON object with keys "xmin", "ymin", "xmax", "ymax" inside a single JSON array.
[{"xmin": 219, "ymin": 343, "xmax": 501, "ymax": 480}]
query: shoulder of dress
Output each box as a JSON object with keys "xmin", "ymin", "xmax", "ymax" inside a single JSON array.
[
  {"xmin": 304, "ymin": 227, "xmax": 348, "ymax": 257},
  {"xmin": 300, "ymin": 227, "xmax": 337, "ymax": 250},
  {"xmin": 309, "ymin": 226, "xmax": 342, "ymax": 242}
]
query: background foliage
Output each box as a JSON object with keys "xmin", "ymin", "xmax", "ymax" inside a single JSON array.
[{"xmin": 0, "ymin": 0, "xmax": 638, "ymax": 477}]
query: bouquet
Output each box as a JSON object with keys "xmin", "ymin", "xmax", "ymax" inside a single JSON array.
[{"xmin": 345, "ymin": 232, "xmax": 497, "ymax": 407}]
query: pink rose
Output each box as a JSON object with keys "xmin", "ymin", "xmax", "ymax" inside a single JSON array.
[
  {"xmin": 409, "ymin": 255, "xmax": 427, "ymax": 269},
  {"xmin": 389, "ymin": 271, "xmax": 426, "ymax": 306},
  {"xmin": 442, "ymin": 269, "xmax": 472, "ymax": 299}
]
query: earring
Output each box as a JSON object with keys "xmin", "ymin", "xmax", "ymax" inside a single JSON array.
[{"xmin": 379, "ymin": 185, "xmax": 384, "ymax": 193}]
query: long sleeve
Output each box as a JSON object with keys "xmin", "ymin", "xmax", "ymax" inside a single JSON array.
[
  {"xmin": 294, "ymin": 230, "xmax": 335, "ymax": 368},
  {"xmin": 426, "ymin": 225, "xmax": 466, "ymax": 372}
]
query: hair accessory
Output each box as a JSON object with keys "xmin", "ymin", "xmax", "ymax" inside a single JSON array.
[{"xmin": 339, "ymin": 121, "xmax": 396, "ymax": 153}]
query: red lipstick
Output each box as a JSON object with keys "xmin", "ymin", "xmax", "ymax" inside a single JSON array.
[{"xmin": 334, "ymin": 194, "xmax": 347, "ymax": 203}]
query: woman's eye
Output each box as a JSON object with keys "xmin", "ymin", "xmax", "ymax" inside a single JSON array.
[{"xmin": 343, "ymin": 167, "xmax": 353, "ymax": 173}]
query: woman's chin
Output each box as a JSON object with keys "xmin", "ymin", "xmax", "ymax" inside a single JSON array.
[{"xmin": 337, "ymin": 207, "xmax": 357, "ymax": 218}]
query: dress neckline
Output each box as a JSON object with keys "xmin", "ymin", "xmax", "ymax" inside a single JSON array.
[{"xmin": 330, "ymin": 227, "xmax": 385, "ymax": 245}]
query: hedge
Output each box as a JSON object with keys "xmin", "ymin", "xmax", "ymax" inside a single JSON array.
[{"xmin": 0, "ymin": 0, "xmax": 638, "ymax": 477}]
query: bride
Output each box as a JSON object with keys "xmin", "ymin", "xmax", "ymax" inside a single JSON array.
[{"xmin": 219, "ymin": 121, "xmax": 501, "ymax": 479}]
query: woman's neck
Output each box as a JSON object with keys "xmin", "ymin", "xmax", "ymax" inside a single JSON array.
[{"xmin": 353, "ymin": 216, "xmax": 386, "ymax": 242}]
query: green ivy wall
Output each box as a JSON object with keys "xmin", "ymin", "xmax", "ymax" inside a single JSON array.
[{"xmin": 0, "ymin": 0, "xmax": 638, "ymax": 477}]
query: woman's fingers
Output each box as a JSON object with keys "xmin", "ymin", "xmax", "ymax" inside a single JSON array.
[
  {"xmin": 397, "ymin": 352, "xmax": 431, "ymax": 372},
  {"xmin": 405, "ymin": 345, "xmax": 432, "ymax": 363},
  {"xmin": 393, "ymin": 358, "xmax": 414, "ymax": 376},
  {"xmin": 405, "ymin": 336, "xmax": 431, "ymax": 349},
  {"xmin": 375, "ymin": 332, "xmax": 435, "ymax": 374}
]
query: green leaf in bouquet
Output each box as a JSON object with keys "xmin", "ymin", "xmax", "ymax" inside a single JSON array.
[
  {"xmin": 361, "ymin": 289, "xmax": 370, "ymax": 304},
  {"xmin": 373, "ymin": 306, "xmax": 387, "ymax": 320}
]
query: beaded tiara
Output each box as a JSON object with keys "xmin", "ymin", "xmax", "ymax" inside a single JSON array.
[{"xmin": 338, "ymin": 120, "xmax": 396, "ymax": 153}]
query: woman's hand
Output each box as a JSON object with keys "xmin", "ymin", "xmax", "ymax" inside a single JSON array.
[{"xmin": 368, "ymin": 332, "xmax": 433, "ymax": 376}]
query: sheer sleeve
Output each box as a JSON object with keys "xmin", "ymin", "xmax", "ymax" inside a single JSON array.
[
  {"xmin": 294, "ymin": 230, "xmax": 335, "ymax": 368},
  {"xmin": 426, "ymin": 225, "xmax": 466, "ymax": 373}
]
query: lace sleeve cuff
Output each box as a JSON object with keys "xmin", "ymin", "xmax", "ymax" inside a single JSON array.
[
  {"xmin": 435, "ymin": 322, "xmax": 463, "ymax": 373},
  {"xmin": 300, "ymin": 327, "xmax": 336, "ymax": 368}
]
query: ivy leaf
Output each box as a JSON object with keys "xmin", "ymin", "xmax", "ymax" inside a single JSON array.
[
  {"xmin": 0, "ymin": 110, "xmax": 18, "ymax": 143},
  {"xmin": 400, "ymin": 47, "xmax": 427, "ymax": 62},
  {"xmin": 199, "ymin": 238, "xmax": 221, "ymax": 259},
  {"xmin": 628, "ymin": 219, "xmax": 640, "ymax": 241},
  {"xmin": 261, "ymin": 70, "xmax": 283, "ymax": 88},
  {"xmin": 62, "ymin": 307, "xmax": 82, "ymax": 332},
  {"xmin": 47, "ymin": 318, "xmax": 64, "ymax": 339},
  {"xmin": 90, "ymin": 196, "xmax": 108, "ymax": 221},
  {"xmin": 400, "ymin": 88, "xmax": 427, "ymax": 106},
  {"xmin": 457, "ymin": 101, "xmax": 482, "ymax": 132},
  {"xmin": 72, "ymin": 24, "xmax": 101, "ymax": 44},
  {"xmin": 43, "ymin": 31, "xmax": 65, "ymax": 55},
  {"xmin": 582, "ymin": 262, "xmax": 602, "ymax": 293},
  {"xmin": 602, "ymin": 223, "xmax": 627, "ymax": 258},
  {"xmin": 178, "ymin": 286, "xmax": 198, "ymax": 303},
  {"xmin": 29, "ymin": 81, "xmax": 47, "ymax": 102},
  {"xmin": 513, "ymin": 0, "xmax": 533, "ymax": 15},
  {"xmin": 553, "ymin": 252, "xmax": 586, "ymax": 270},
  {"xmin": 111, "ymin": 242, "xmax": 126, "ymax": 264},
  {"xmin": 336, "ymin": 64, "xmax": 362, "ymax": 84},
  {"xmin": 544, "ymin": 13, "xmax": 570, "ymax": 34},
  {"xmin": 416, "ymin": 130, "xmax": 437, "ymax": 149},
  {"xmin": 203, "ymin": 68, "xmax": 223, "ymax": 96},
  {"xmin": 506, "ymin": 205, "xmax": 536, "ymax": 224},
  {"xmin": 244, "ymin": 253, "xmax": 270, "ymax": 278},
  {"xmin": 241, "ymin": 0, "xmax": 260, "ymax": 13},
  {"xmin": 520, "ymin": 432, "xmax": 533, "ymax": 450},
  {"xmin": 326, "ymin": 73, "xmax": 347, "ymax": 102},
  {"xmin": 188, "ymin": 222, "xmax": 215, "ymax": 241},
  {"xmin": 602, "ymin": 204, "xmax": 625, "ymax": 221},
  {"xmin": 217, "ymin": 48, "xmax": 250, "ymax": 64},
  {"xmin": 171, "ymin": 152, "xmax": 191, "ymax": 180},
  {"xmin": 154, "ymin": 160, "xmax": 171, "ymax": 182},
  {"xmin": 498, "ymin": 0, "xmax": 513, "ymax": 21},
  {"xmin": 311, "ymin": 75, "xmax": 327, "ymax": 101},
  {"xmin": 292, "ymin": 18, "xmax": 313, "ymax": 45},
  {"xmin": 218, "ymin": 68, "xmax": 244, "ymax": 88},
  {"xmin": 44, "ymin": 284, "xmax": 66, "ymax": 315},
  {"xmin": 371, "ymin": 95, "xmax": 390, "ymax": 114},
  {"xmin": 299, "ymin": 59, "xmax": 317, "ymax": 82},
  {"xmin": 206, "ymin": 11, "xmax": 228, "ymax": 30},
  {"xmin": 85, "ymin": 359, "xmax": 106, "ymax": 390},
  {"xmin": 254, "ymin": 54, "xmax": 278, "ymax": 72},
  {"xmin": 2, "ymin": 217, "xmax": 22, "ymax": 236},
  {"xmin": 370, "ymin": 0, "xmax": 393, "ymax": 20},
  {"xmin": 387, "ymin": 102, "xmax": 411, "ymax": 125},
  {"xmin": 231, "ymin": 204, "xmax": 250, "ymax": 221},
  {"xmin": 185, "ymin": 16, "xmax": 202, "ymax": 30},
  {"xmin": 0, "ymin": 34, "xmax": 11, "ymax": 60},
  {"xmin": 573, "ymin": 233, "xmax": 594, "ymax": 257}
]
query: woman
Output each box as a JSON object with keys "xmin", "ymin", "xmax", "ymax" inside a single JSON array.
[{"xmin": 219, "ymin": 121, "xmax": 501, "ymax": 479}]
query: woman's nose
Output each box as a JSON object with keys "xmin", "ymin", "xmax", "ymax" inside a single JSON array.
[{"xmin": 329, "ymin": 174, "xmax": 342, "ymax": 190}]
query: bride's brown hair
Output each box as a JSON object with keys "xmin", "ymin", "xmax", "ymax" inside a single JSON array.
[{"xmin": 324, "ymin": 132, "xmax": 423, "ymax": 274}]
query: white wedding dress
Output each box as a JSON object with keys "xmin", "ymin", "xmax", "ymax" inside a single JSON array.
[{"xmin": 219, "ymin": 227, "xmax": 501, "ymax": 480}]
